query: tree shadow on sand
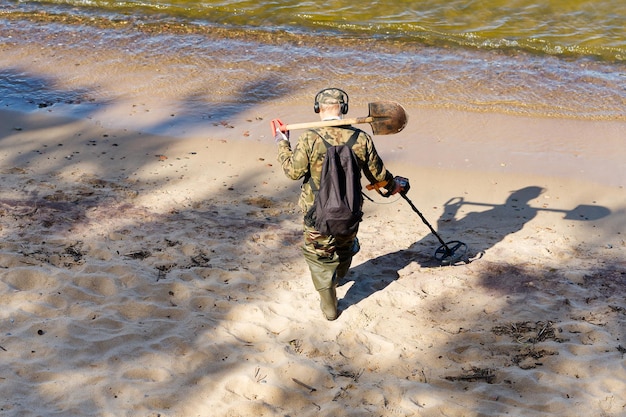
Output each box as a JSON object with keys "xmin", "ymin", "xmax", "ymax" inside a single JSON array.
[
  {"xmin": 0, "ymin": 68, "xmax": 303, "ymax": 414},
  {"xmin": 339, "ymin": 185, "xmax": 611, "ymax": 313}
]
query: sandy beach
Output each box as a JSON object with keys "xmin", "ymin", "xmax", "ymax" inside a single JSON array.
[{"xmin": 1, "ymin": 28, "xmax": 626, "ymax": 417}]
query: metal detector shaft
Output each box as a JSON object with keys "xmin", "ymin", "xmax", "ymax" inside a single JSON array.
[
  {"xmin": 400, "ymin": 192, "xmax": 469, "ymax": 265},
  {"xmin": 400, "ymin": 193, "xmax": 450, "ymax": 252}
]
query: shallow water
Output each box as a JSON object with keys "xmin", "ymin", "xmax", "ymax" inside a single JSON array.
[{"xmin": 7, "ymin": 0, "xmax": 626, "ymax": 61}]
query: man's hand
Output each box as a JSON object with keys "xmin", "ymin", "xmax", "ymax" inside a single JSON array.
[
  {"xmin": 270, "ymin": 119, "xmax": 289, "ymax": 144},
  {"xmin": 391, "ymin": 176, "xmax": 410, "ymax": 195}
]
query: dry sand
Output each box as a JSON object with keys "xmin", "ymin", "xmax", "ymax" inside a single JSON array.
[
  {"xmin": 1, "ymin": 103, "xmax": 624, "ymax": 417},
  {"xmin": 1, "ymin": 34, "xmax": 625, "ymax": 417}
]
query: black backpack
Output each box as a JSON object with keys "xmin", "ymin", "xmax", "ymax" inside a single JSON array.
[{"xmin": 305, "ymin": 129, "xmax": 363, "ymax": 236}]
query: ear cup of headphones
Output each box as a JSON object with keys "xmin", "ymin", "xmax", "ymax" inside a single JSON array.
[
  {"xmin": 341, "ymin": 102, "xmax": 348, "ymax": 114},
  {"xmin": 313, "ymin": 89, "xmax": 322, "ymax": 113}
]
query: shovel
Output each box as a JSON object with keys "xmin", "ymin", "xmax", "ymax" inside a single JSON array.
[{"xmin": 284, "ymin": 101, "xmax": 408, "ymax": 135}]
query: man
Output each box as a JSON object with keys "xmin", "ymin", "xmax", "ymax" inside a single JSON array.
[{"xmin": 273, "ymin": 88, "xmax": 409, "ymax": 320}]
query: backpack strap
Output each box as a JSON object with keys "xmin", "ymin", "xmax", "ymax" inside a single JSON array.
[{"xmin": 344, "ymin": 128, "xmax": 360, "ymax": 148}]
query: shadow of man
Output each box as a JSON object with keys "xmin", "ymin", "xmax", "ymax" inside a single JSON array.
[
  {"xmin": 338, "ymin": 186, "xmax": 562, "ymax": 312},
  {"xmin": 439, "ymin": 185, "xmax": 546, "ymax": 259}
]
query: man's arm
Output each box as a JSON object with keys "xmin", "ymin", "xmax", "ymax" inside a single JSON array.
[
  {"xmin": 362, "ymin": 133, "xmax": 409, "ymax": 196},
  {"xmin": 277, "ymin": 132, "xmax": 312, "ymax": 181},
  {"xmin": 361, "ymin": 133, "xmax": 395, "ymax": 188}
]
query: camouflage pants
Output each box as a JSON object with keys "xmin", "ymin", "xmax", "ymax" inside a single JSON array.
[{"xmin": 302, "ymin": 223, "xmax": 358, "ymax": 291}]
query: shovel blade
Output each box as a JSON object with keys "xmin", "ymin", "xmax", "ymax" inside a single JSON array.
[{"xmin": 368, "ymin": 101, "xmax": 408, "ymax": 135}]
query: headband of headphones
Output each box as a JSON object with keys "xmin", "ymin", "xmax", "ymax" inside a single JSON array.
[{"xmin": 314, "ymin": 88, "xmax": 349, "ymax": 114}]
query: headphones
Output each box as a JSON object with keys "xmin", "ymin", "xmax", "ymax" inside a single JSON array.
[{"xmin": 314, "ymin": 88, "xmax": 349, "ymax": 114}]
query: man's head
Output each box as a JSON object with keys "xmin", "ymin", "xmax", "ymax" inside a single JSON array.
[{"xmin": 314, "ymin": 88, "xmax": 349, "ymax": 115}]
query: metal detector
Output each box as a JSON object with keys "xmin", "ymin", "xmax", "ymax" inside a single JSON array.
[{"xmin": 400, "ymin": 192, "xmax": 468, "ymax": 266}]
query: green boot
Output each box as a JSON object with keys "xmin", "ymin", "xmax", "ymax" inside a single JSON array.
[
  {"xmin": 318, "ymin": 286, "xmax": 338, "ymax": 321},
  {"xmin": 336, "ymin": 237, "xmax": 359, "ymax": 280}
]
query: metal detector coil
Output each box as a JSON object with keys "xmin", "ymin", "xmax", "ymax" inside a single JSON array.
[{"xmin": 434, "ymin": 240, "xmax": 468, "ymax": 266}]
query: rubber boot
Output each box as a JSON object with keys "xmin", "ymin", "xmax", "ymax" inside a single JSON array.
[
  {"xmin": 303, "ymin": 250, "xmax": 337, "ymax": 292},
  {"xmin": 318, "ymin": 286, "xmax": 338, "ymax": 321},
  {"xmin": 336, "ymin": 255, "xmax": 353, "ymax": 281},
  {"xmin": 336, "ymin": 237, "xmax": 359, "ymax": 280}
]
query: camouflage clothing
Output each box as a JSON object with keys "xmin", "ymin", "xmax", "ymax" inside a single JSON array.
[
  {"xmin": 302, "ymin": 223, "xmax": 357, "ymax": 290},
  {"xmin": 277, "ymin": 125, "xmax": 396, "ymax": 293},
  {"xmin": 317, "ymin": 88, "xmax": 346, "ymax": 105},
  {"xmin": 277, "ymin": 126, "xmax": 395, "ymax": 215}
]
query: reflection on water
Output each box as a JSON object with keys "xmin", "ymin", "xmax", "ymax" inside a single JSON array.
[{"xmin": 7, "ymin": 0, "xmax": 626, "ymax": 61}]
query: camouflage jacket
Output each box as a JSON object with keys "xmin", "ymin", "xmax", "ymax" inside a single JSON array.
[{"xmin": 277, "ymin": 125, "xmax": 395, "ymax": 213}]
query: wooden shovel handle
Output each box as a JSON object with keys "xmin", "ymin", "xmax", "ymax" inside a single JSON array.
[{"xmin": 283, "ymin": 117, "xmax": 373, "ymax": 131}]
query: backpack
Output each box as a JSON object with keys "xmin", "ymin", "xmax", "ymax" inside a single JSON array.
[{"xmin": 305, "ymin": 129, "xmax": 363, "ymax": 236}]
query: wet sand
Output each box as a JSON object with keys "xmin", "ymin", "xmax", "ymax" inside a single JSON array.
[{"xmin": 2, "ymin": 15, "xmax": 626, "ymax": 121}]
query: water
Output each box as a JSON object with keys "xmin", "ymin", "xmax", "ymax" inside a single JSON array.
[
  {"xmin": 1, "ymin": 0, "xmax": 625, "ymax": 120},
  {"xmin": 7, "ymin": 0, "xmax": 625, "ymax": 60}
]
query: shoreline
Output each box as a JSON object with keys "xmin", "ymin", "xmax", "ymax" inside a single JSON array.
[
  {"xmin": 3, "ymin": 102, "xmax": 624, "ymax": 187},
  {"xmin": 2, "ymin": 16, "xmax": 626, "ymax": 122}
]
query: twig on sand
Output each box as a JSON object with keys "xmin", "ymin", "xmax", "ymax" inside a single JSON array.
[
  {"xmin": 254, "ymin": 367, "xmax": 267, "ymax": 383},
  {"xmin": 292, "ymin": 378, "xmax": 317, "ymax": 392},
  {"xmin": 445, "ymin": 367, "xmax": 495, "ymax": 384}
]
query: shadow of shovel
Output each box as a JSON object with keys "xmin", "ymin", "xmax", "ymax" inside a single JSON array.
[
  {"xmin": 563, "ymin": 204, "xmax": 611, "ymax": 221},
  {"xmin": 445, "ymin": 197, "xmax": 612, "ymax": 221}
]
